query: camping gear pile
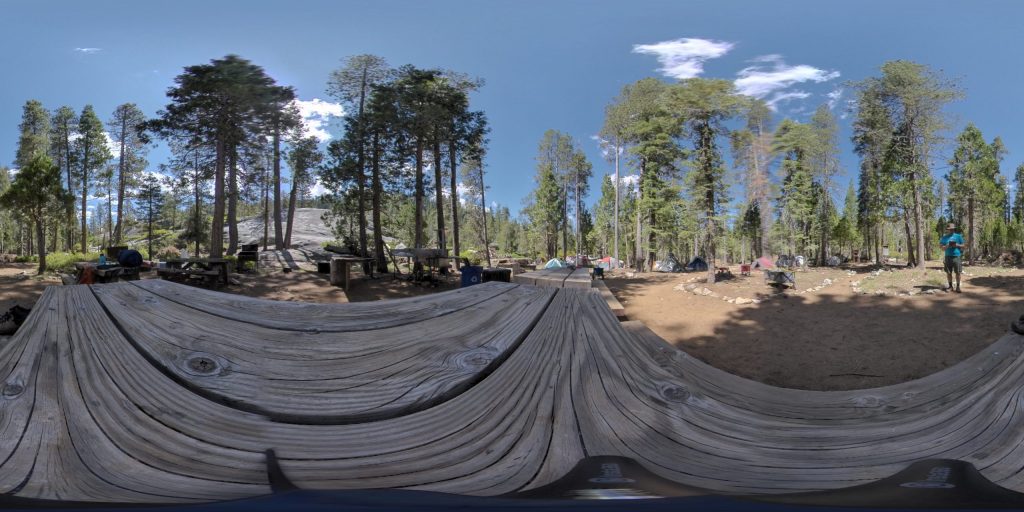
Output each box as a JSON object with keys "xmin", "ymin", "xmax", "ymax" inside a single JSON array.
[{"xmin": 653, "ymin": 254, "xmax": 683, "ymax": 272}]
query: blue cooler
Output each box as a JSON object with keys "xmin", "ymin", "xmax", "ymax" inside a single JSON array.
[{"xmin": 461, "ymin": 266, "xmax": 483, "ymax": 287}]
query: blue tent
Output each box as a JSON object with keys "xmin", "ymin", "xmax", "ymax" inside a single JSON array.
[{"xmin": 686, "ymin": 256, "xmax": 708, "ymax": 271}]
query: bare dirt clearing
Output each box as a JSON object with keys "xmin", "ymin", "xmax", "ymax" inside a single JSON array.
[{"xmin": 606, "ymin": 263, "xmax": 1024, "ymax": 391}]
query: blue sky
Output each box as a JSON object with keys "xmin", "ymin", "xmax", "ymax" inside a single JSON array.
[{"xmin": 2, "ymin": 0, "xmax": 1023, "ymax": 217}]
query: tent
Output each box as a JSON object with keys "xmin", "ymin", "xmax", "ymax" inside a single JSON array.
[
  {"xmin": 654, "ymin": 254, "xmax": 684, "ymax": 273},
  {"xmin": 595, "ymin": 256, "xmax": 623, "ymax": 270},
  {"xmin": 685, "ymin": 256, "xmax": 708, "ymax": 271},
  {"xmin": 752, "ymin": 256, "xmax": 774, "ymax": 269},
  {"xmin": 543, "ymin": 258, "xmax": 567, "ymax": 269}
]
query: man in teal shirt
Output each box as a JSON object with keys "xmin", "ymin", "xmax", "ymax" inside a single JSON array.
[{"xmin": 940, "ymin": 223, "xmax": 965, "ymax": 293}]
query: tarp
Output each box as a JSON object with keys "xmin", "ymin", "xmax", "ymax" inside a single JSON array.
[
  {"xmin": 752, "ymin": 256, "xmax": 774, "ymax": 269},
  {"xmin": 654, "ymin": 254, "xmax": 683, "ymax": 273},
  {"xmin": 543, "ymin": 258, "xmax": 566, "ymax": 269},
  {"xmin": 685, "ymin": 256, "xmax": 708, "ymax": 271}
]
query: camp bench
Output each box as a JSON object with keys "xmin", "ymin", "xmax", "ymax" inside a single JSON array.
[{"xmin": 764, "ymin": 269, "xmax": 796, "ymax": 288}]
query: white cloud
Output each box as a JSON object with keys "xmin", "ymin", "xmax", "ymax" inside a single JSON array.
[
  {"xmin": 308, "ymin": 178, "xmax": 329, "ymax": 197},
  {"xmin": 592, "ymin": 135, "xmax": 624, "ymax": 160},
  {"xmin": 633, "ymin": 38, "xmax": 734, "ymax": 80},
  {"xmin": 292, "ymin": 98, "xmax": 345, "ymax": 142},
  {"xmin": 103, "ymin": 132, "xmax": 120, "ymax": 158},
  {"xmin": 734, "ymin": 55, "xmax": 839, "ymax": 99},
  {"xmin": 617, "ymin": 174, "xmax": 640, "ymax": 193},
  {"xmin": 765, "ymin": 90, "xmax": 812, "ymax": 110},
  {"xmin": 74, "ymin": 47, "xmax": 102, "ymax": 54},
  {"xmin": 826, "ymin": 87, "xmax": 844, "ymax": 109}
]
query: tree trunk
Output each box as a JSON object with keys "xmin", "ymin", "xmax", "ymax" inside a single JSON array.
[
  {"xmin": 356, "ymin": 166, "xmax": 368, "ymax": 272},
  {"xmin": 148, "ymin": 195, "xmax": 154, "ymax": 261},
  {"xmin": 414, "ymin": 139, "xmax": 424, "ymax": 249},
  {"xmin": 227, "ymin": 145, "xmax": 238, "ymax": 255},
  {"xmin": 273, "ymin": 126, "xmax": 284, "ymax": 250},
  {"xmin": 35, "ymin": 217, "xmax": 45, "ymax": 275},
  {"xmin": 211, "ymin": 137, "xmax": 226, "ymax": 258},
  {"xmin": 193, "ymin": 150, "xmax": 202, "ymax": 256},
  {"xmin": 285, "ymin": 167, "xmax": 299, "ymax": 249},
  {"xmin": 263, "ymin": 156, "xmax": 270, "ymax": 252},
  {"xmin": 911, "ymin": 170, "xmax": 925, "ymax": 269},
  {"xmin": 448, "ymin": 139, "xmax": 460, "ymax": 270},
  {"xmin": 113, "ymin": 116, "xmax": 128, "ymax": 245},
  {"xmin": 480, "ymin": 163, "xmax": 491, "ymax": 268},
  {"xmin": 80, "ymin": 141, "xmax": 90, "ymax": 254},
  {"xmin": 967, "ymin": 196, "xmax": 975, "ymax": 263},
  {"xmin": 561, "ymin": 182, "xmax": 568, "ymax": 260},
  {"xmin": 432, "ymin": 139, "xmax": 446, "ymax": 256},
  {"xmin": 371, "ymin": 132, "xmax": 387, "ymax": 273},
  {"xmin": 903, "ymin": 211, "xmax": 915, "ymax": 267},
  {"xmin": 65, "ymin": 140, "xmax": 74, "ymax": 251}
]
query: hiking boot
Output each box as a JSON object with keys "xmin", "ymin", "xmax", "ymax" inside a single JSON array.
[{"xmin": 955, "ymin": 287, "xmax": 962, "ymax": 293}]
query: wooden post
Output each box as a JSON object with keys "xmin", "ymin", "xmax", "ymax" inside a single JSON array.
[{"xmin": 330, "ymin": 258, "xmax": 349, "ymax": 290}]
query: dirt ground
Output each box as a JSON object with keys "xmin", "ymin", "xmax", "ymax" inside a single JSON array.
[
  {"xmin": 0, "ymin": 262, "xmax": 456, "ymax": 311},
  {"xmin": 606, "ymin": 262, "xmax": 1024, "ymax": 391}
]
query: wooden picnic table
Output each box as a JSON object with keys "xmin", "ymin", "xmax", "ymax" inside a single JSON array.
[
  {"xmin": 159, "ymin": 258, "xmax": 229, "ymax": 285},
  {"xmin": 329, "ymin": 256, "xmax": 374, "ymax": 291},
  {"xmin": 512, "ymin": 267, "xmax": 593, "ymax": 289},
  {"xmin": 8, "ymin": 280, "xmax": 1024, "ymax": 503}
]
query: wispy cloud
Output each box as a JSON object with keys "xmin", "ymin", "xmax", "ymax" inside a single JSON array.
[
  {"xmin": 632, "ymin": 38, "xmax": 734, "ymax": 80},
  {"xmin": 826, "ymin": 87, "xmax": 844, "ymax": 109},
  {"xmin": 292, "ymin": 98, "xmax": 345, "ymax": 142},
  {"xmin": 766, "ymin": 90, "xmax": 812, "ymax": 110},
  {"xmin": 591, "ymin": 134, "xmax": 624, "ymax": 160},
  {"xmin": 74, "ymin": 47, "xmax": 102, "ymax": 54},
  {"xmin": 735, "ymin": 55, "xmax": 839, "ymax": 107}
]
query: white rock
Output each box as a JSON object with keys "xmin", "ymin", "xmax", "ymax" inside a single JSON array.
[
  {"xmin": 673, "ymin": 284, "xmax": 686, "ymax": 291},
  {"xmin": 823, "ymin": 278, "xmax": 832, "ymax": 285},
  {"xmin": 735, "ymin": 297, "xmax": 753, "ymax": 305}
]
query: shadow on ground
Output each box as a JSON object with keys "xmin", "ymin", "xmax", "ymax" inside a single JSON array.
[{"xmin": 605, "ymin": 269, "xmax": 1024, "ymax": 391}]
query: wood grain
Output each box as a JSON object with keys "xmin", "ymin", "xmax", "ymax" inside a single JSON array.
[{"xmin": 2, "ymin": 281, "xmax": 1024, "ymax": 503}]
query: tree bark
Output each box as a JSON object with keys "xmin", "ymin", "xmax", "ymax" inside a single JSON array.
[
  {"xmin": 273, "ymin": 126, "xmax": 284, "ymax": 250},
  {"xmin": 35, "ymin": 217, "xmax": 45, "ymax": 275},
  {"xmin": 227, "ymin": 145, "xmax": 238, "ymax": 255},
  {"xmin": 448, "ymin": 138, "xmax": 460, "ymax": 269},
  {"xmin": 433, "ymin": 139, "xmax": 446, "ymax": 256},
  {"xmin": 967, "ymin": 196, "xmax": 975, "ymax": 262},
  {"xmin": 211, "ymin": 136, "xmax": 226, "ymax": 258},
  {"xmin": 113, "ymin": 116, "xmax": 128, "ymax": 245},
  {"xmin": 262, "ymin": 154, "xmax": 270, "ymax": 251},
  {"xmin": 371, "ymin": 132, "xmax": 387, "ymax": 273},
  {"xmin": 285, "ymin": 167, "xmax": 299, "ymax": 249},
  {"xmin": 414, "ymin": 139, "xmax": 424, "ymax": 249},
  {"xmin": 911, "ymin": 169, "xmax": 925, "ymax": 269},
  {"xmin": 80, "ymin": 138, "xmax": 91, "ymax": 254},
  {"xmin": 480, "ymin": 162, "xmax": 491, "ymax": 268}
]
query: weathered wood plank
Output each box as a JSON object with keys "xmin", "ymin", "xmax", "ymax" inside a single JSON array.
[
  {"xmin": 130, "ymin": 279, "xmax": 516, "ymax": 332},
  {"xmin": 593, "ymin": 279, "xmax": 625, "ymax": 319},
  {"xmin": 5, "ymin": 281, "xmax": 1024, "ymax": 504},
  {"xmin": 91, "ymin": 282, "xmax": 555, "ymax": 423}
]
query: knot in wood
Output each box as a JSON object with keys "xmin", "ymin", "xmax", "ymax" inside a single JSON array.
[
  {"xmin": 181, "ymin": 353, "xmax": 224, "ymax": 376},
  {"xmin": 2, "ymin": 382, "xmax": 24, "ymax": 398},
  {"xmin": 660, "ymin": 385, "xmax": 690, "ymax": 403}
]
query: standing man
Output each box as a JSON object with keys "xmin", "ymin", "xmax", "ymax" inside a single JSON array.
[{"xmin": 940, "ymin": 223, "xmax": 965, "ymax": 293}]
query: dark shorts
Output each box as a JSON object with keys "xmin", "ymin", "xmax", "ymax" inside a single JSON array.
[{"xmin": 944, "ymin": 255, "xmax": 962, "ymax": 274}]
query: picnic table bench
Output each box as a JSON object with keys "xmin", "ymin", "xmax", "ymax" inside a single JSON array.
[{"xmin": 158, "ymin": 258, "xmax": 229, "ymax": 285}]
